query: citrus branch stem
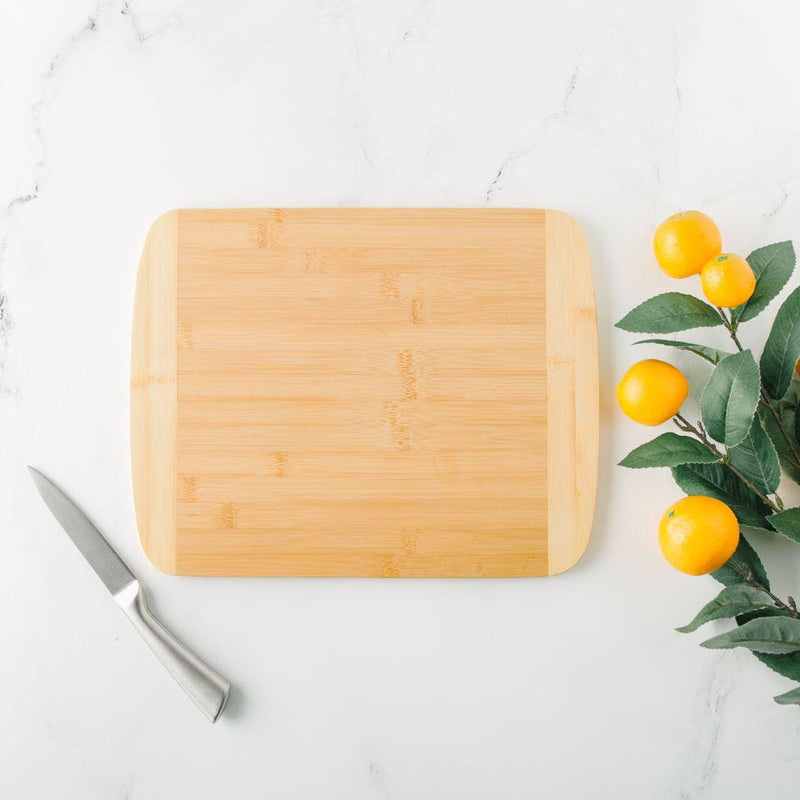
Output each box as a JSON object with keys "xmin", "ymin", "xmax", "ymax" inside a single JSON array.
[
  {"xmin": 716, "ymin": 308, "xmax": 800, "ymax": 471},
  {"xmin": 717, "ymin": 307, "xmax": 745, "ymax": 351},
  {"xmin": 761, "ymin": 388, "xmax": 800, "ymax": 470},
  {"xmin": 673, "ymin": 414, "xmax": 782, "ymax": 513},
  {"xmin": 727, "ymin": 558, "xmax": 800, "ymax": 618}
]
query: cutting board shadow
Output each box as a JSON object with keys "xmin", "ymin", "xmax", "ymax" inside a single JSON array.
[{"xmin": 131, "ymin": 208, "xmax": 597, "ymax": 577}]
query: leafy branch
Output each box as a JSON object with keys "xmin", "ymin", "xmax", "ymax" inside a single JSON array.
[
  {"xmin": 673, "ymin": 413, "xmax": 783, "ymax": 512},
  {"xmin": 726, "ymin": 558, "xmax": 799, "ymax": 619},
  {"xmin": 718, "ymin": 306, "xmax": 800, "ymax": 471},
  {"xmin": 617, "ymin": 239, "xmax": 800, "ymax": 706}
]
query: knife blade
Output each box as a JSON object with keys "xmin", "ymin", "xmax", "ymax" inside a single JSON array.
[
  {"xmin": 29, "ymin": 467, "xmax": 135, "ymax": 596},
  {"xmin": 29, "ymin": 466, "xmax": 231, "ymax": 723}
]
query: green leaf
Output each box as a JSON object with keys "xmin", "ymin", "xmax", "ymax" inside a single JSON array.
[
  {"xmin": 721, "ymin": 607, "xmax": 800, "ymax": 680},
  {"xmin": 633, "ymin": 338, "xmax": 731, "ymax": 365},
  {"xmin": 616, "ymin": 293, "xmax": 724, "ymax": 334},
  {"xmin": 676, "ymin": 585, "xmax": 773, "ymax": 633},
  {"xmin": 794, "ymin": 396, "xmax": 800, "ymax": 445},
  {"xmin": 712, "ymin": 533, "xmax": 770, "ymax": 589},
  {"xmin": 619, "ymin": 433, "xmax": 720, "ymax": 469},
  {"xmin": 756, "ymin": 651, "xmax": 800, "ymax": 681},
  {"xmin": 732, "ymin": 242, "xmax": 796, "ymax": 324},
  {"xmin": 734, "ymin": 610, "xmax": 800, "ymax": 680},
  {"xmin": 701, "ymin": 616, "xmax": 800, "ymax": 654},
  {"xmin": 774, "ymin": 686, "xmax": 800, "ymax": 705},
  {"xmin": 761, "ymin": 405, "xmax": 800, "ymax": 484},
  {"xmin": 795, "ymin": 402, "xmax": 800, "ymax": 448},
  {"xmin": 700, "ymin": 350, "xmax": 760, "ymax": 447},
  {"xmin": 728, "ymin": 415, "xmax": 781, "ymax": 495},
  {"xmin": 769, "ymin": 508, "xmax": 800, "ymax": 544},
  {"xmin": 737, "ymin": 606, "xmax": 788, "ymax": 625},
  {"xmin": 672, "ymin": 462, "xmax": 772, "ymax": 530},
  {"xmin": 760, "ymin": 285, "xmax": 800, "ymax": 400}
]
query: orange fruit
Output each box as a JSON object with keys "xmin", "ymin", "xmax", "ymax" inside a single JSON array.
[
  {"xmin": 700, "ymin": 253, "xmax": 756, "ymax": 308},
  {"xmin": 653, "ymin": 211, "xmax": 722, "ymax": 278},
  {"xmin": 616, "ymin": 360, "xmax": 688, "ymax": 425},
  {"xmin": 659, "ymin": 496, "xmax": 739, "ymax": 575}
]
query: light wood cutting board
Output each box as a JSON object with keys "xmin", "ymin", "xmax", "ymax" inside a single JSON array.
[{"xmin": 131, "ymin": 209, "xmax": 597, "ymax": 577}]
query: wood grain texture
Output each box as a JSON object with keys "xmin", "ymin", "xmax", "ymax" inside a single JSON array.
[{"xmin": 131, "ymin": 208, "xmax": 597, "ymax": 577}]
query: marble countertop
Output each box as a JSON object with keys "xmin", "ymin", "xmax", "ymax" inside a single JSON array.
[{"xmin": 3, "ymin": 1, "xmax": 800, "ymax": 797}]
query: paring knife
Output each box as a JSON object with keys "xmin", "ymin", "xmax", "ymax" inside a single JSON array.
[{"xmin": 29, "ymin": 467, "xmax": 231, "ymax": 723}]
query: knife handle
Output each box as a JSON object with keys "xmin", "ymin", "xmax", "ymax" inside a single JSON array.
[{"xmin": 115, "ymin": 582, "xmax": 231, "ymax": 722}]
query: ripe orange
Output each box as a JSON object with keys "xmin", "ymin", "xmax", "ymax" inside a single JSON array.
[
  {"xmin": 616, "ymin": 360, "xmax": 688, "ymax": 425},
  {"xmin": 654, "ymin": 211, "xmax": 722, "ymax": 278},
  {"xmin": 659, "ymin": 496, "xmax": 739, "ymax": 575},
  {"xmin": 700, "ymin": 253, "xmax": 756, "ymax": 308}
]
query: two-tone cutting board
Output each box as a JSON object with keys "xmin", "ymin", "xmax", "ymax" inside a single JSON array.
[{"xmin": 131, "ymin": 209, "xmax": 597, "ymax": 577}]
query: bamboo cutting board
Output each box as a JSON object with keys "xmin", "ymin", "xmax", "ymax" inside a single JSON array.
[{"xmin": 131, "ymin": 209, "xmax": 597, "ymax": 577}]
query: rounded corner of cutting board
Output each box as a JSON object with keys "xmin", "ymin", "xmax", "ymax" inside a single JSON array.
[
  {"xmin": 130, "ymin": 209, "xmax": 180, "ymax": 575},
  {"xmin": 544, "ymin": 209, "xmax": 598, "ymax": 577}
]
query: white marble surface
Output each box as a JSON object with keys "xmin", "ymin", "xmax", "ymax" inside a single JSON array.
[{"xmin": 3, "ymin": 1, "xmax": 800, "ymax": 796}]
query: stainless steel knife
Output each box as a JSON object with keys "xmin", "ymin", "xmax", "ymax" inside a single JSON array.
[{"xmin": 29, "ymin": 466, "xmax": 231, "ymax": 722}]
